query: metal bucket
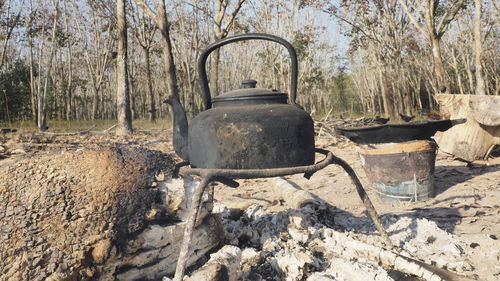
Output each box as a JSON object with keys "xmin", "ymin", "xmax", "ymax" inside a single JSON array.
[{"xmin": 359, "ymin": 140, "xmax": 437, "ymax": 203}]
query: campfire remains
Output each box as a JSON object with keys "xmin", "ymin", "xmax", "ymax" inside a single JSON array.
[{"xmin": 0, "ymin": 132, "xmax": 498, "ymax": 280}]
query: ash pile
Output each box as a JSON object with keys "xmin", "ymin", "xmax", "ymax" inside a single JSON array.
[{"xmin": 162, "ymin": 177, "xmax": 480, "ymax": 281}]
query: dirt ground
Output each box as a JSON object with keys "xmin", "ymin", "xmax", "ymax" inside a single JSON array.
[{"xmin": 1, "ymin": 128, "xmax": 499, "ymax": 280}]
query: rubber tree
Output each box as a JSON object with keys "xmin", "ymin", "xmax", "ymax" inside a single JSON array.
[
  {"xmin": 397, "ymin": 0, "xmax": 467, "ymax": 94},
  {"xmin": 130, "ymin": 3, "xmax": 158, "ymax": 122},
  {"xmin": 473, "ymin": 0, "xmax": 485, "ymax": 95},
  {"xmin": 132, "ymin": 0, "xmax": 179, "ymax": 102},
  {"xmin": 210, "ymin": 0, "xmax": 247, "ymax": 96},
  {"xmin": 116, "ymin": 0, "xmax": 133, "ymax": 135},
  {"xmin": 27, "ymin": 0, "xmax": 60, "ymax": 131}
]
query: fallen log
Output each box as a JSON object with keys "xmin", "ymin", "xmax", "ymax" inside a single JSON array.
[
  {"xmin": 42, "ymin": 125, "xmax": 96, "ymax": 136},
  {"xmin": 272, "ymin": 177, "xmax": 322, "ymax": 208},
  {"xmin": 436, "ymin": 94, "xmax": 500, "ymax": 161}
]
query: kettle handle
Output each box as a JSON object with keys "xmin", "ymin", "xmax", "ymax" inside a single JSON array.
[{"xmin": 198, "ymin": 33, "xmax": 298, "ymax": 110}]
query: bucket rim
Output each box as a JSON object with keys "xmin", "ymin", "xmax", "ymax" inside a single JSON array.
[{"xmin": 360, "ymin": 140, "xmax": 437, "ymax": 155}]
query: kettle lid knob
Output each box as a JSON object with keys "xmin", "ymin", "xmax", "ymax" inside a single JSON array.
[{"xmin": 242, "ymin": 79, "xmax": 257, "ymax": 88}]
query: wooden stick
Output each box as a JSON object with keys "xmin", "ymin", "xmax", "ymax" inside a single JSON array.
[
  {"xmin": 173, "ymin": 173, "xmax": 213, "ymax": 281},
  {"xmin": 102, "ymin": 124, "xmax": 117, "ymax": 133},
  {"xmin": 43, "ymin": 125, "xmax": 96, "ymax": 136}
]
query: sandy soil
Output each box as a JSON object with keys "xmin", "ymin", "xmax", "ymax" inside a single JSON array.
[{"xmin": 1, "ymin": 129, "xmax": 499, "ymax": 280}]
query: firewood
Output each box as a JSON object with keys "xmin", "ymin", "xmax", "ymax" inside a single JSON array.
[{"xmin": 436, "ymin": 94, "xmax": 500, "ymax": 161}]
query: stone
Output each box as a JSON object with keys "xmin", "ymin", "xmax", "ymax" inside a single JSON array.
[
  {"xmin": 241, "ymin": 247, "xmax": 260, "ymax": 268},
  {"xmin": 187, "ymin": 245, "xmax": 242, "ymax": 281},
  {"xmin": 10, "ymin": 148, "xmax": 26, "ymax": 155},
  {"xmin": 91, "ymin": 239, "xmax": 112, "ymax": 264},
  {"xmin": 186, "ymin": 263, "xmax": 228, "ymax": 281}
]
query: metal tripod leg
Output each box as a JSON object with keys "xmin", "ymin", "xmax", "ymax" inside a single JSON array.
[{"xmin": 330, "ymin": 154, "xmax": 394, "ymax": 249}]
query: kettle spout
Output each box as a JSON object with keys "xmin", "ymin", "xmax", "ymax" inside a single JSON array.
[{"xmin": 165, "ymin": 97, "xmax": 189, "ymax": 161}]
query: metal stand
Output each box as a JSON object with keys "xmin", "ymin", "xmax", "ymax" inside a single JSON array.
[{"xmin": 173, "ymin": 149, "xmax": 393, "ymax": 281}]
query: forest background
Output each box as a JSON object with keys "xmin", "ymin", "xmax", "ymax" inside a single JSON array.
[{"xmin": 0, "ymin": 0, "xmax": 498, "ymax": 134}]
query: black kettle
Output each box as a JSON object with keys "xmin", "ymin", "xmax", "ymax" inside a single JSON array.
[{"xmin": 166, "ymin": 33, "xmax": 315, "ymax": 169}]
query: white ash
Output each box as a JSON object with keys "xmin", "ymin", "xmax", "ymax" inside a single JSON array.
[
  {"xmin": 185, "ymin": 245, "xmax": 242, "ymax": 281},
  {"xmin": 200, "ymin": 202, "xmax": 475, "ymax": 281},
  {"xmin": 385, "ymin": 215, "xmax": 473, "ymax": 272},
  {"xmin": 158, "ymin": 176, "xmax": 213, "ymax": 223}
]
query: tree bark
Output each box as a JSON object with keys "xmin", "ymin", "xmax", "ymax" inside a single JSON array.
[
  {"xmin": 210, "ymin": 0, "xmax": 224, "ymax": 96},
  {"xmin": 210, "ymin": 0, "xmax": 246, "ymax": 97},
  {"xmin": 450, "ymin": 48, "xmax": 465, "ymax": 95},
  {"xmin": 157, "ymin": 0, "xmax": 179, "ymax": 101},
  {"xmin": 92, "ymin": 87, "xmax": 99, "ymax": 120},
  {"xmin": 143, "ymin": 48, "xmax": 156, "ymax": 122},
  {"xmin": 430, "ymin": 35, "xmax": 448, "ymax": 93},
  {"xmin": 62, "ymin": 0, "xmax": 73, "ymax": 120},
  {"xmin": 376, "ymin": 57, "xmax": 393, "ymax": 116},
  {"xmin": 473, "ymin": 0, "xmax": 485, "ymax": 95},
  {"xmin": 209, "ymin": 49, "xmax": 220, "ymax": 96},
  {"xmin": 132, "ymin": 0, "xmax": 180, "ymax": 101},
  {"xmin": 38, "ymin": 0, "xmax": 59, "ymax": 132},
  {"xmin": 27, "ymin": 5, "xmax": 37, "ymax": 127},
  {"xmin": 116, "ymin": 0, "xmax": 133, "ymax": 135},
  {"xmin": 65, "ymin": 47, "xmax": 74, "ymax": 120}
]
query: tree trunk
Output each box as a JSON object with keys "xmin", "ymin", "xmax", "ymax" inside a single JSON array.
[
  {"xmin": 156, "ymin": 1, "xmax": 179, "ymax": 101},
  {"xmin": 28, "ymin": 30, "xmax": 37, "ymax": 126},
  {"xmin": 63, "ymin": 1, "xmax": 74, "ymax": 120},
  {"xmin": 473, "ymin": 0, "xmax": 485, "ymax": 95},
  {"xmin": 66, "ymin": 53, "xmax": 73, "ymax": 120},
  {"xmin": 116, "ymin": 0, "xmax": 133, "ymax": 135},
  {"xmin": 209, "ymin": 49, "xmax": 220, "ymax": 97},
  {"xmin": 377, "ymin": 60, "xmax": 393, "ymax": 116},
  {"xmin": 451, "ymin": 49, "xmax": 465, "ymax": 95},
  {"xmin": 144, "ymin": 47, "xmax": 156, "ymax": 122},
  {"xmin": 430, "ymin": 36, "xmax": 449, "ymax": 94},
  {"xmin": 38, "ymin": 1, "xmax": 59, "ymax": 132},
  {"xmin": 131, "ymin": 0, "xmax": 180, "ymax": 102},
  {"xmin": 130, "ymin": 76, "xmax": 136, "ymax": 120},
  {"xmin": 464, "ymin": 55, "xmax": 475, "ymax": 93},
  {"xmin": 92, "ymin": 87, "xmax": 99, "ymax": 120},
  {"xmin": 211, "ymin": 1, "xmax": 225, "ymax": 98}
]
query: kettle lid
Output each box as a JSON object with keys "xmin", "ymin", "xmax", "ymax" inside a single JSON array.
[{"xmin": 212, "ymin": 79, "xmax": 287, "ymax": 104}]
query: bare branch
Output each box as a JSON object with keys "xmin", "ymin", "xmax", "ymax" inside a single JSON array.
[
  {"xmin": 436, "ymin": 0, "xmax": 466, "ymax": 38},
  {"xmin": 324, "ymin": 8, "xmax": 384, "ymax": 46},
  {"xmin": 397, "ymin": 0, "xmax": 428, "ymax": 38},
  {"xmin": 132, "ymin": 0, "xmax": 159, "ymax": 26},
  {"xmin": 222, "ymin": 0, "xmax": 246, "ymax": 37}
]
